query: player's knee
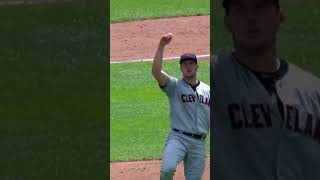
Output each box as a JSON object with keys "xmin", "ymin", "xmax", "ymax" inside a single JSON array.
[
  {"xmin": 161, "ymin": 166, "xmax": 176, "ymax": 174},
  {"xmin": 160, "ymin": 164, "xmax": 176, "ymax": 176}
]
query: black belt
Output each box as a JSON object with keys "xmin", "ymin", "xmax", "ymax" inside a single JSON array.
[{"xmin": 173, "ymin": 128, "xmax": 206, "ymax": 139}]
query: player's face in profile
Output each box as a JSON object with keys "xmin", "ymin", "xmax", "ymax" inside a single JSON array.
[
  {"xmin": 224, "ymin": 0, "xmax": 282, "ymax": 51},
  {"xmin": 180, "ymin": 60, "xmax": 198, "ymax": 79}
]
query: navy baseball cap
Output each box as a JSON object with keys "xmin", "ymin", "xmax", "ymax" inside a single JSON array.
[
  {"xmin": 180, "ymin": 53, "xmax": 197, "ymax": 64},
  {"xmin": 223, "ymin": 0, "xmax": 280, "ymax": 14}
]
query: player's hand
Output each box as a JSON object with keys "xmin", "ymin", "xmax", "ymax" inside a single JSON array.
[{"xmin": 159, "ymin": 32, "xmax": 174, "ymax": 47}]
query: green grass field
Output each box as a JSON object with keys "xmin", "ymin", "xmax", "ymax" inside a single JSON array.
[
  {"xmin": 110, "ymin": 0, "xmax": 210, "ymax": 23},
  {"xmin": 0, "ymin": 1, "xmax": 107, "ymax": 179},
  {"xmin": 110, "ymin": 61, "xmax": 210, "ymax": 162}
]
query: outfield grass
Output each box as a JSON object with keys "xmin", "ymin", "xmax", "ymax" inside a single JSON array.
[
  {"xmin": 110, "ymin": 0, "xmax": 210, "ymax": 23},
  {"xmin": 212, "ymin": 0, "xmax": 320, "ymax": 76},
  {"xmin": 0, "ymin": 1, "xmax": 107, "ymax": 179},
  {"xmin": 110, "ymin": 61, "xmax": 210, "ymax": 162}
]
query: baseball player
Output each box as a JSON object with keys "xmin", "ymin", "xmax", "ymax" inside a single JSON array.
[
  {"xmin": 211, "ymin": 0, "xmax": 320, "ymax": 179},
  {"xmin": 152, "ymin": 32, "xmax": 210, "ymax": 180}
]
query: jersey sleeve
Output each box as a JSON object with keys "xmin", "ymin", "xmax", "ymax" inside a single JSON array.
[{"xmin": 160, "ymin": 75, "xmax": 178, "ymax": 97}]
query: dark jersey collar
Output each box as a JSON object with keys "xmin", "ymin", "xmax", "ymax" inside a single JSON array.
[
  {"xmin": 183, "ymin": 79, "xmax": 200, "ymax": 91},
  {"xmin": 231, "ymin": 53, "xmax": 289, "ymax": 81}
]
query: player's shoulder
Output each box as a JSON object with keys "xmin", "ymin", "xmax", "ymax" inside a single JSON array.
[
  {"xmin": 175, "ymin": 78, "xmax": 191, "ymax": 88},
  {"xmin": 211, "ymin": 53, "xmax": 237, "ymax": 72},
  {"xmin": 167, "ymin": 74, "xmax": 178, "ymax": 82},
  {"xmin": 160, "ymin": 74, "xmax": 178, "ymax": 89},
  {"xmin": 211, "ymin": 53, "xmax": 233, "ymax": 64},
  {"xmin": 286, "ymin": 62, "xmax": 320, "ymax": 91},
  {"xmin": 199, "ymin": 81, "xmax": 210, "ymax": 90}
]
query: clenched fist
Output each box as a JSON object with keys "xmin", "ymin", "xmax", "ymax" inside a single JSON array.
[{"xmin": 159, "ymin": 32, "xmax": 174, "ymax": 47}]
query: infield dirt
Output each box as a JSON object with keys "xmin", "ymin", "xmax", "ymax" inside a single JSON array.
[{"xmin": 111, "ymin": 15, "xmax": 210, "ymax": 62}]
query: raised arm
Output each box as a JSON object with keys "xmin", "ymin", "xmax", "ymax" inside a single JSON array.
[{"xmin": 152, "ymin": 33, "xmax": 174, "ymax": 87}]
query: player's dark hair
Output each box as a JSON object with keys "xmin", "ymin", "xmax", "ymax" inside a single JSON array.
[{"xmin": 222, "ymin": 0, "xmax": 280, "ymax": 15}]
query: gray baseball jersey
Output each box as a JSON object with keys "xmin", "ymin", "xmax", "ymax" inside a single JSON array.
[
  {"xmin": 161, "ymin": 75, "xmax": 210, "ymax": 134},
  {"xmin": 211, "ymin": 53, "xmax": 320, "ymax": 180},
  {"xmin": 160, "ymin": 74, "xmax": 210, "ymax": 180}
]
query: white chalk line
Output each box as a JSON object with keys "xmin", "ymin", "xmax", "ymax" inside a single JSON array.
[{"xmin": 110, "ymin": 54, "xmax": 210, "ymax": 64}]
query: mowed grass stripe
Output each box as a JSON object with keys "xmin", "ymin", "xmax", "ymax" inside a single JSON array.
[
  {"xmin": 110, "ymin": 0, "xmax": 210, "ymax": 23},
  {"xmin": 110, "ymin": 61, "xmax": 210, "ymax": 162}
]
